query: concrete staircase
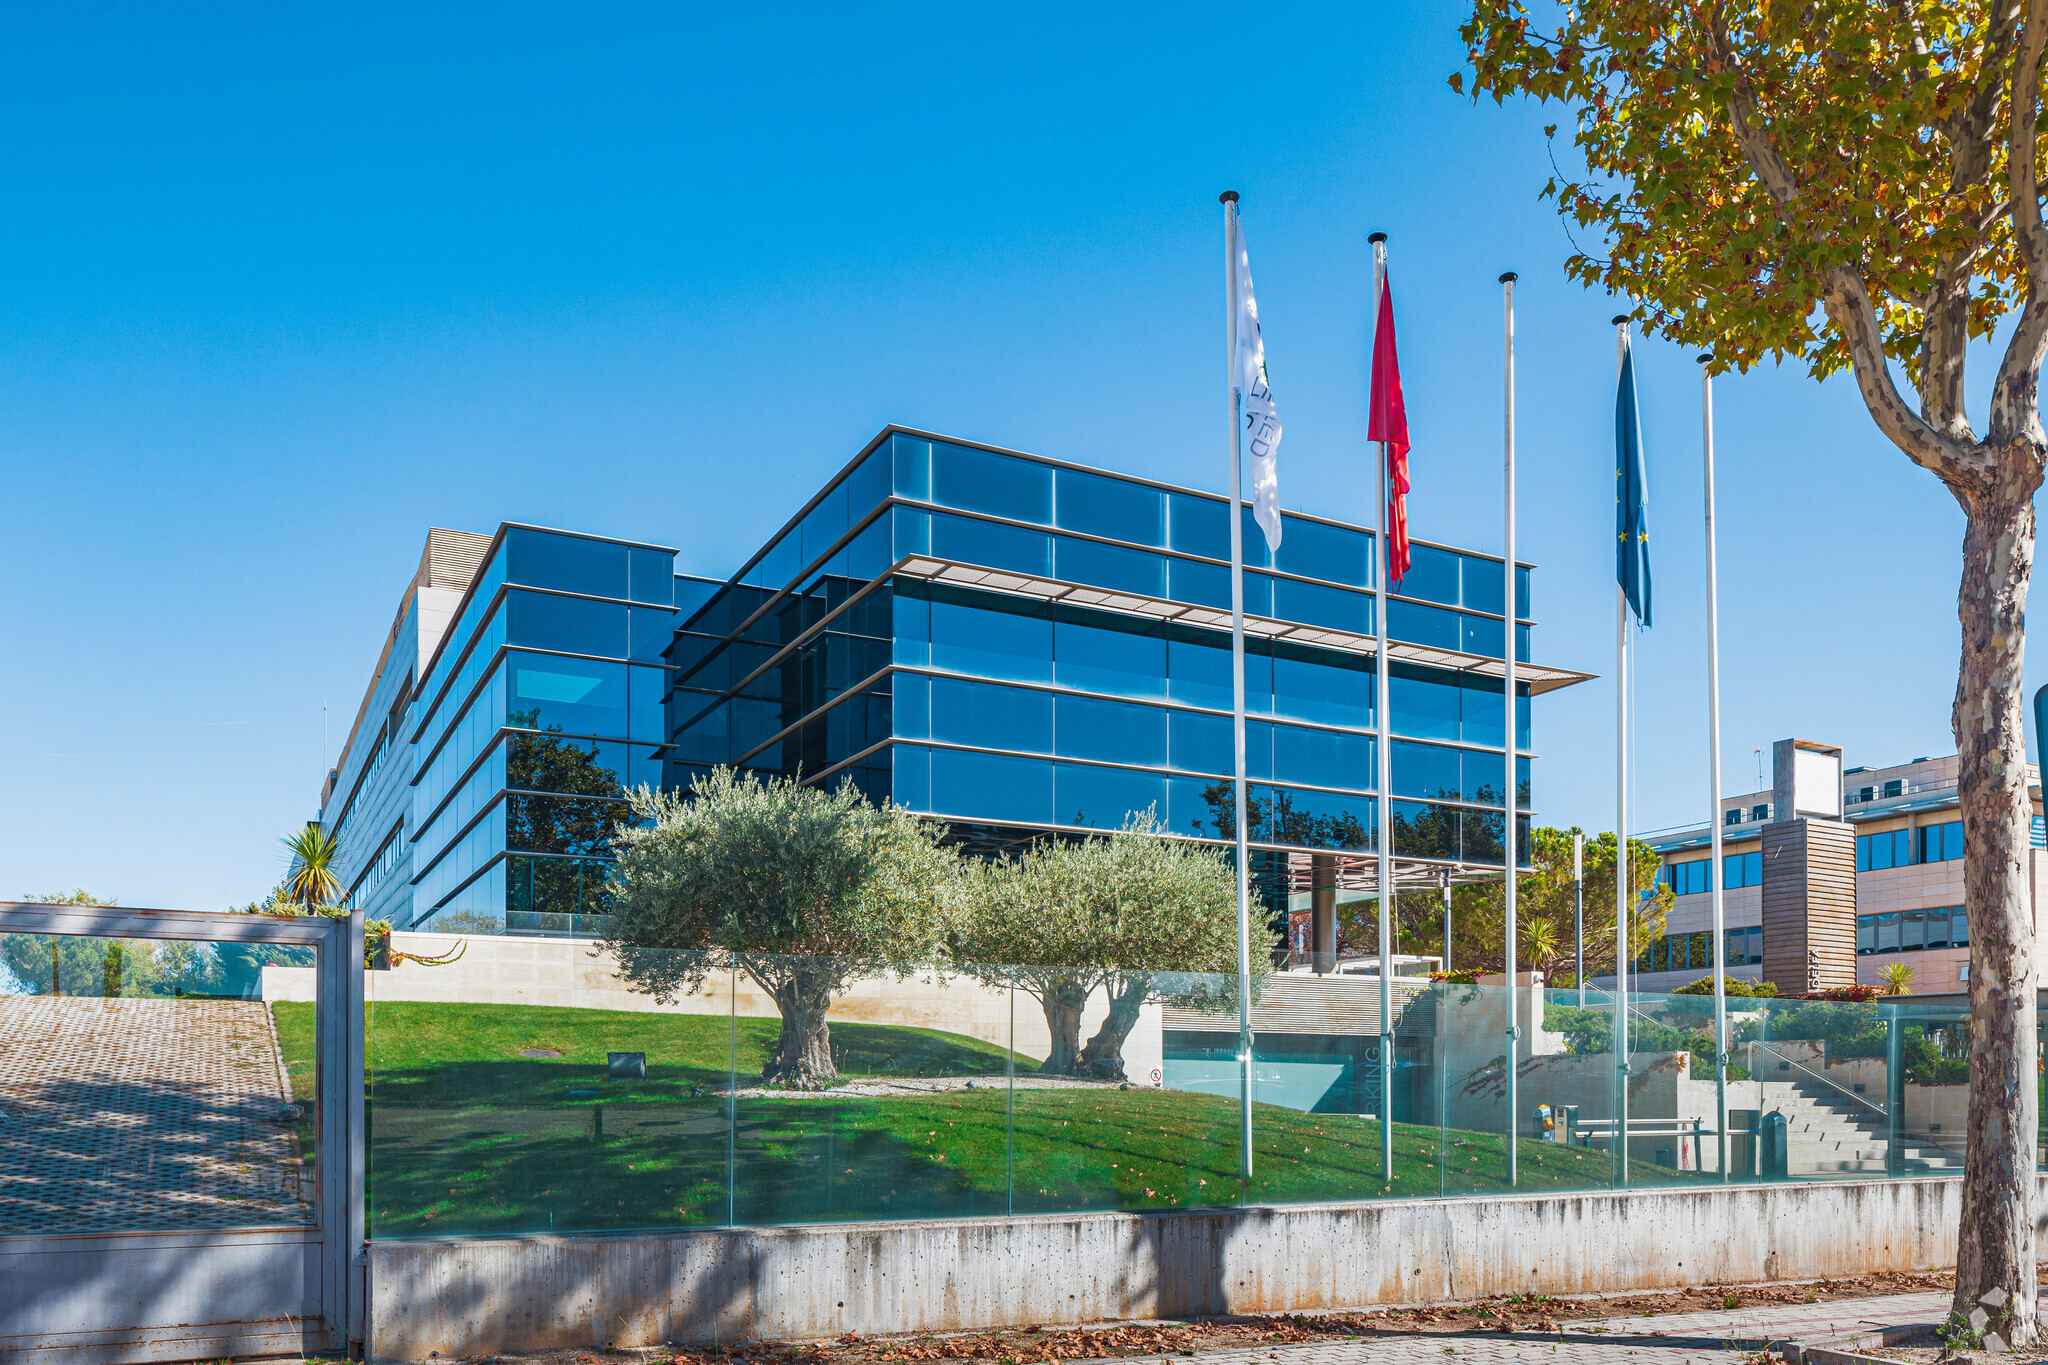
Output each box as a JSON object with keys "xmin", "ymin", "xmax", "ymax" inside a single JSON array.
[{"xmin": 1758, "ymin": 1077, "xmax": 1963, "ymax": 1175}]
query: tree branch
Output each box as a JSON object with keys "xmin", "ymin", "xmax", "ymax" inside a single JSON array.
[
  {"xmin": 1821, "ymin": 266, "xmax": 1987, "ymax": 481},
  {"xmin": 1993, "ymin": 0, "xmax": 2048, "ymax": 445}
]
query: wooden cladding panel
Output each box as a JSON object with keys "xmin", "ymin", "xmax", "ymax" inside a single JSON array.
[{"xmin": 1760, "ymin": 819, "xmax": 1857, "ymax": 994}]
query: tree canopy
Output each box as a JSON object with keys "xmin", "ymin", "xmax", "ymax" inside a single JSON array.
[{"xmin": 603, "ymin": 767, "xmax": 962, "ymax": 1086}]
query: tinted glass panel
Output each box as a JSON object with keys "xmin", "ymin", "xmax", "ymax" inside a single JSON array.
[
  {"xmin": 1461, "ymin": 614, "xmax": 1506, "ymax": 658},
  {"xmin": 1056, "ymin": 763, "xmax": 1168, "ymax": 831},
  {"xmin": 507, "ymin": 590, "xmax": 629, "ymax": 658},
  {"xmin": 932, "ymin": 677, "xmax": 1052, "ymax": 753},
  {"xmin": 892, "ymin": 435, "xmax": 931, "ymax": 499},
  {"xmin": 1387, "ymin": 599, "xmax": 1460, "ymax": 650},
  {"xmin": 932, "ymin": 444, "xmax": 1052, "ymax": 523},
  {"xmin": 1393, "ymin": 740, "xmax": 1463, "ymax": 801},
  {"xmin": 930, "ymin": 588, "xmax": 1053, "ymax": 683},
  {"xmin": 1398, "ymin": 545, "xmax": 1460, "ymax": 605},
  {"xmin": 893, "ymin": 505, "xmax": 930, "ymax": 556},
  {"xmin": 1168, "ymin": 492, "xmax": 1230, "ymax": 560},
  {"xmin": 845, "ymin": 447, "xmax": 892, "ymax": 520},
  {"xmin": 1389, "ymin": 666, "xmax": 1459, "ymax": 741},
  {"xmin": 1055, "ymin": 694, "xmax": 1166, "ymax": 766},
  {"xmin": 628, "ymin": 666, "xmax": 666, "ymax": 741},
  {"xmin": 1273, "ymin": 578, "xmax": 1369, "ymax": 633},
  {"xmin": 1168, "ymin": 708, "xmax": 1232, "ymax": 775},
  {"xmin": 933, "ymin": 513, "xmax": 1051, "ymax": 576},
  {"xmin": 892, "ymin": 741, "xmax": 931, "ymax": 809},
  {"xmin": 1054, "ymin": 606, "xmax": 1165, "ymax": 698},
  {"xmin": 507, "ymin": 529, "xmax": 630, "ymax": 599},
  {"xmin": 628, "ymin": 605, "xmax": 674, "ymax": 662},
  {"xmin": 1274, "ymin": 518, "xmax": 1367, "ymax": 586},
  {"xmin": 1166, "ymin": 555, "xmax": 1231, "ymax": 609},
  {"xmin": 1260, "ymin": 785, "xmax": 1374, "ymax": 852},
  {"xmin": 628, "ymin": 548, "xmax": 674, "ymax": 605},
  {"xmin": 1056, "ymin": 468, "xmax": 1164, "ymax": 545},
  {"xmin": 1167, "ymin": 626, "xmax": 1270, "ymax": 713},
  {"xmin": 1169, "ymin": 774, "xmax": 1229, "ymax": 839},
  {"xmin": 1238, "ymin": 507, "xmax": 1273, "ymax": 568},
  {"xmin": 930, "ymin": 748, "xmax": 1053, "ymax": 824},
  {"xmin": 1271, "ymin": 645, "xmax": 1372, "ymax": 728},
  {"xmin": 1516, "ymin": 565, "xmax": 1532, "ymax": 619},
  {"xmin": 1273, "ymin": 725, "xmax": 1370, "ymax": 791},
  {"xmin": 506, "ymin": 653, "xmax": 628, "ymax": 737},
  {"xmin": 1055, "ymin": 537, "xmax": 1166, "ymax": 596},
  {"xmin": 1462, "ymin": 556, "xmax": 1506, "ymax": 615}
]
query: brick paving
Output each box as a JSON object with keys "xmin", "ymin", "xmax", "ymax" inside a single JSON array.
[{"xmin": 0, "ymin": 995, "xmax": 314, "ymax": 1232}]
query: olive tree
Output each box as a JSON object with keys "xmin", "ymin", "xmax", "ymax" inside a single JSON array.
[
  {"xmin": 604, "ymin": 767, "xmax": 962, "ymax": 1089},
  {"xmin": 952, "ymin": 813, "xmax": 1272, "ymax": 1079},
  {"xmin": 1455, "ymin": 0, "xmax": 2047, "ymax": 1333}
]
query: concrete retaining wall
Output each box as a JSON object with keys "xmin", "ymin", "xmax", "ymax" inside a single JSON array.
[{"xmin": 370, "ymin": 1175, "xmax": 2011, "ymax": 1361}]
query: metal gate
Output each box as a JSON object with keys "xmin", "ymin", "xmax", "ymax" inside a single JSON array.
[{"xmin": 0, "ymin": 901, "xmax": 364, "ymax": 1363}]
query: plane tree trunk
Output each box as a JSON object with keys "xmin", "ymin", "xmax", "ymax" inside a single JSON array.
[{"xmin": 1950, "ymin": 453, "xmax": 2041, "ymax": 1348}]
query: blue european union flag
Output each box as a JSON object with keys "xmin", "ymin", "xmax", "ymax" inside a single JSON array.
[{"xmin": 1616, "ymin": 341, "xmax": 1652, "ymax": 627}]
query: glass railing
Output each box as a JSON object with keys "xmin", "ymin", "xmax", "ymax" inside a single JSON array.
[{"xmin": 356, "ymin": 937, "xmax": 1988, "ymax": 1239}]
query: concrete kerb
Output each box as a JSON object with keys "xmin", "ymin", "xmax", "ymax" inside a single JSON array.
[{"xmin": 369, "ymin": 1175, "xmax": 2013, "ymax": 1363}]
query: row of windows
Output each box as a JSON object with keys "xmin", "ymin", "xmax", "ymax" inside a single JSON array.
[
  {"xmin": 1856, "ymin": 821, "xmax": 1964, "ymax": 870},
  {"xmin": 893, "ymin": 582, "xmax": 1531, "ymax": 745},
  {"xmin": 1857, "ymin": 907, "xmax": 1969, "ymax": 954},
  {"xmin": 902, "ymin": 509, "xmax": 1530, "ymax": 662},
  {"xmin": 504, "ymin": 527, "xmax": 674, "ymax": 607},
  {"xmin": 1658, "ymin": 851, "xmax": 1763, "ymax": 896},
  {"xmin": 891, "ymin": 672, "xmax": 1527, "ymax": 807},
  {"xmin": 505, "ymin": 588, "xmax": 674, "ymax": 664},
  {"xmin": 1635, "ymin": 927, "xmax": 1763, "ymax": 973},
  {"xmin": 1722, "ymin": 804, "xmax": 1771, "ymax": 825},
  {"xmin": 889, "ymin": 741, "xmax": 1527, "ymax": 862},
  {"xmin": 889, "ymin": 434, "xmax": 1533, "ymax": 616}
]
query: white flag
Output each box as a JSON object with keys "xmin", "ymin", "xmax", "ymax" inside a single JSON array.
[{"xmin": 1234, "ymin": 227, "xmax": 1283, "ymax": 551}]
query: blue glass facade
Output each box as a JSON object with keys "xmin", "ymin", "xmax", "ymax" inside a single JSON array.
[
  {"xmin": 327, "ymin": 428, "xmax": 1569, "ymax": 934},
  {"xmin": 323, "ymin": 525, "xmax": 677, "ymax": 933},
  {"xmin": 668, "ymin": 430, "xmax": 1544, "ymax": 890}
]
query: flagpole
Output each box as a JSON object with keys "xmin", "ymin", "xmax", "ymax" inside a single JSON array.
[
  {"xmin": 1574, "ymin": 831, "xmax": 1585, "ymax": 1007},
  {"xmin": 1701, "ymin": 351, "xmax": 1729, "ymax": 1181},
  {"xmin": 1500, "ymin": 272, "xmax": 1520, "ymax": 1187},
  {"xmin": 1222, "ymin": 190, "xmax": 1254, "ymax": 1188},
  {"xmin": 1613, "ymin": 314, "xmax": 1631, "ymax": 1188},
  {"xmin": 1370, "ymin": 230, "xmax": 1395, "ymax": 1181}
]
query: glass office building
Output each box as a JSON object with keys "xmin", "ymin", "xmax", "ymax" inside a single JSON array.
[
  {"xmin": 668, "ymin": 429, "xmax": 1585, "ymax": 904},
  {"xmin": 322, "ymin": 525, "xmax": 677, "ymax": 933},
  {"xmin": 324, "ymin": 428, "xmax": 1587, "ymax": 933}
]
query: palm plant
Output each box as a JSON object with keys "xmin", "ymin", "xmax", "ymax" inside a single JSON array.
[
  {"xmin": 1880, "ymin": 961, "xmax": 1915, "ymax": 997},
  {"xmin": 280, "ymin": 824, "xmax": 343, "ymax": 910},
  {"xmin": 1520, "ymin": 914, "xmax": 1563, "ymax": 978}
]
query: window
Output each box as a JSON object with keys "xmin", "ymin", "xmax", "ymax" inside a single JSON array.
[
  {"xmin": 931, "ymin": 677, "xmax": 1052, "ymax": 753},
  {"xmin": 1856, "ymin": 827, "xmax": 1913, "ymax": 871},
  {"xmin": 1054, "ymin": 536, "xmax": 1166, "ymax": 596},
  {"xmin": 1858, "ymin": 907, "xmax": 1963, "ymax": 954},
  {"xmin": 1055, "ymin": 468, "xmax": 1164, "ymax": 546},
  {"xmin": 507, "ymin": 590, "xmax": 630, "ymax": 659},
  {"xmin": 506, "ymin": 653, "xmax": 629, "ymax": 738},
  {"xmin": 929, "ymin": 586, "xmax": 1053, "ymax": 684},
  {"xmin": 932, "ymin": 444, "xmax": 1052, "ymax": 524},
  {"xmin": 933, "ymin": 513, "xmax": 1050, "ymax": 576},
  {"xmin": 1054, "ymin": 693, "xmax": 1166, "ymax": 767},
  {"xmin": 1054, "ymin": 763, "xmax": 1168, "ymax": 831},
  {"xmin": 1751, "ymin": 804, "xmax": 1770, "ymax": 821},
  {"xmin": 1917, "ymin": 820, "xmax": 1965, "ymax": 863},
  {"xmin": 1661, "ymin": 859, "xmax": 1710, "ymax": 896},
  {"xmin": 506, "ymin": 528, "xmax": 633, "ymax": 600},
  {"xmin": 1396, "ymin": 545, "xmax": 1459, "ymax": 606},
  {"xmin": 1053, "ymin": 604, "xmax": 1166, "ymax": 698},
  {"xmin": 1272, "ymin": 518, "xmax": 1368, "ymax": 587},
  {"xmin": 1723, "ymin": 808, "xmax": 1745, "ymax": 825}
]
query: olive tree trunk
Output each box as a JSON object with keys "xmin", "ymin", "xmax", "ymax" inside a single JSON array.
[
  {"xmin": 1077, "ymin": 974, "xmax": 1153, "ymax": 1080},
  {"xmin": 1036, "ymin": 977, "xmax": 1092, "ymax": 1076},
  {"xmin": 1951, "ymin": 464, "xmax": 2041, "ymax": 1346},
  {"xmin": 758, "ymin": 962, "xmax": 839, "ymax": 1090}
]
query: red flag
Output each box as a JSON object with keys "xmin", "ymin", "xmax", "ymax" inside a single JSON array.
[{"xmin": 1368, "ymin": 278, "xmax": 1412, "ymax": 586}]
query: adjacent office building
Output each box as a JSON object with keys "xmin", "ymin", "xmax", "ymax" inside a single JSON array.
[
  {"xmin": 320, "ymin": 428, "xmax": 1591, "ymax": 934},
  {"xmin": 1638, "ymin": 741, "xmax": 2048, "ymax": 994}
]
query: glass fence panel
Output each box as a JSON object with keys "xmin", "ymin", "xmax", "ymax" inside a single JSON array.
[
  {"xmin": 0, "ymin": 929, "xmax": 319, "ymax": 1234},
  {"xmin": 1015, "ymin": 965, "xmax": 1242, "ymax": 1215},
  {"xmin": 1885, "ymin": 998, "xmax": 1969, "ymax": 1176},
  {"xmin": 729, "ymin": 955, "xmax": 1018, "ymax": 1225},
  {"xmin": 365, "ymin": 935, "xmax": 731, "ymax": 1238},
  {"xmin": 1746, "ymin": 992, "xmax": 1898, "ymax": 1181},
  {"xmin": 1244, "ymin": 967, "xmax": 1432, "ymax": 1204}
]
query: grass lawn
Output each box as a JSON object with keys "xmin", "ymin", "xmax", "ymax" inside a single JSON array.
[{"xmin": 343, "ymin": 1001, "xmax": 1708, "ymax": 1238}]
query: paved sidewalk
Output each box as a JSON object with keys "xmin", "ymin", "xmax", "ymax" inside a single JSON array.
[{"xmin": 1186, "ymin": 1292, "xmax": 1956, "ymax": 1365}]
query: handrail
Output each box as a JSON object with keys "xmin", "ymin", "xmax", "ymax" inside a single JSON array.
[{"xmin": 1751, "ymin": 1041, "xmax": 1889, "ymax": 1119}]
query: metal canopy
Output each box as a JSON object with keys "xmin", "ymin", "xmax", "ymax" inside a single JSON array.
[{"xmin": 895, "ymin": 555, "xmax": 1597, "ymax": 695}]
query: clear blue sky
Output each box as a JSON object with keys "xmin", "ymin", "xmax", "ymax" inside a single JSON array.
[{"xmin": 0, "ymin": 3, "xmax": 2020, "ymax": 909}]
